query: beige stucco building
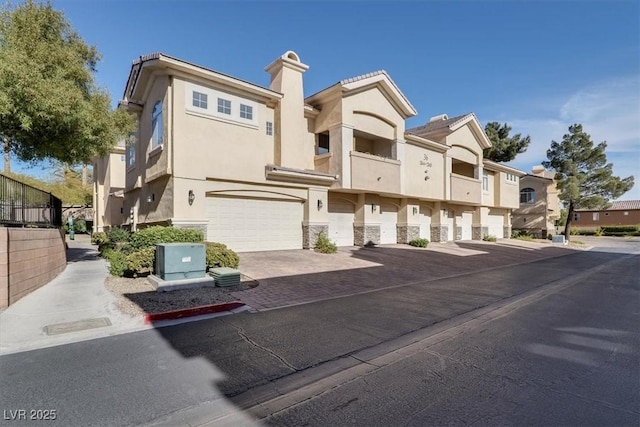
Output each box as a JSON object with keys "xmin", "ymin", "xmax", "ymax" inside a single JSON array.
[
  {"xmin": 94, "ymin": 51, "xmax": 525, "ymax": 252},
  {"xmin": 511, "ymin": 166, "xmax": 561, "ymax": 238},
  {"xmin": 93, "ymin": 139, "xmax": 126, "ymax": 232}
]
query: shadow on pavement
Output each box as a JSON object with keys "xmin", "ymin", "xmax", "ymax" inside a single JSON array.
[{"xmin": 66, "ymin": 246, "xmax": 101, "ymax": 263}]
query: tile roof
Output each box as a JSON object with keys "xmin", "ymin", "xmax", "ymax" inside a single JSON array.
[
  {"xmin": 406, "ymin": 113, "xmax": 474, "ymax": 136},
  {"xmin": 340, "ymin": 70, "xmax": 387, "ymax": 85},
  {"xmin": 610, "ymin": 200, "xmax": 640, "ymax": 210},
  {"xmin": 576, "ymin": 200, "xmax": 640, "ymax": 211}
]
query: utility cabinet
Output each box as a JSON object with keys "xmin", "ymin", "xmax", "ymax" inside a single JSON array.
[{"xmin": 155, "ymin": 243, "xmax": 206, "ymax": 280}]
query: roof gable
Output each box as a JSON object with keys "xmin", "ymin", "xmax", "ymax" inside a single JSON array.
[{"xmin": 407, "ymin": 113, "xmax": 492, "ymax": 149}]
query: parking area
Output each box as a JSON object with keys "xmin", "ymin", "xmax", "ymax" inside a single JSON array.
[{"xmin": 232, "ymin": 240, "xmax": 582, "ymax": 311}]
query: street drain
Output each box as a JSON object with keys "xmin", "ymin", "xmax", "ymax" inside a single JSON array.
[{"xmin": 43, "ymin": 317, "xmax": 112, "ymax": 336}]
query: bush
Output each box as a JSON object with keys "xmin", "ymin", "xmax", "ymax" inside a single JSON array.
[
  {"xmin": 205, "ymin": 242, "xmax": 240, "ymax": 269},
  {"xmin": 600, "ymin": 226, "xmax": 639, "ymax": 233},
  {"xmin": 125, "ymin": 247, "xmax": 156, "ymax": 276},
  {"xmin": 483, "ymin": 234, "xmax": 497, "ymax": 242},
  {"xmin": 73, "ymin": 219, "xmax": 87, "ymax": 234},
  {"xmin": 106, "ymin": 250, "xmax": 127, "ymax": 277},
  {"xmin": 107, "ymin": 227, "xmax": 130, "ymax": 244},
  {"xmin": 314, "ymin": 232, "xmax": 337, "ymax": 254},
  {"xmin": 408, "ymin": 238, "xmax": 429, "ymax": 248},
  {"xmin": 129, "ymin": 226, "xmax": 203, "ymax": 250},
  {"xmin": 91, "ymin": 232, "xmax": 108, "ymax": 246}
]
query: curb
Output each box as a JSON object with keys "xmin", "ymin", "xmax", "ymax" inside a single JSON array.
[{"xmin": 143, "ymin": 301, "xmax": 245, "ymax": 324}]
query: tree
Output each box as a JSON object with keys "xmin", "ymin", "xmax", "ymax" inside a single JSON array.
[
  {"xmin": 483, "ymin": 122, "xmax": 531, "ymax": 162},
  {"xmin": 0, "ymin": 0, "xmax": 132, "ymax": 165},
  {"xmin": 542, "ymin": 124, "xmax": 634, "ymax": 239}
]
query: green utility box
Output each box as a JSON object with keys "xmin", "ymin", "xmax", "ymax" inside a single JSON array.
[{"xmin": 155, "ymin": 243, "xmax": 206, "ymax": 281}]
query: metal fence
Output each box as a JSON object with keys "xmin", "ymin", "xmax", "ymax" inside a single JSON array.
[{"xmin": 0, "ymin": 173, "xmax": 62, "ymax": 227}]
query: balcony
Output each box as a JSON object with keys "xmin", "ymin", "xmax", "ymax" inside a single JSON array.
[
  {"xmin": 350, "ymin": 151, "xmax": 400, "ymax": 194},
  {"xmin": 450, "ymin": 173, "xmax": 481, "ymax": 204}
]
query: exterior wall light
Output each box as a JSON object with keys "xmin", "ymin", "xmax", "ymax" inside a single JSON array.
[
  {"xmin": 146, "ymin": 194, "xmax": 154, "ymax": 203},
  {"xmin": 371, "ymin": 204, "xmax": 377, "ymax": 213},
  {"xmin": 413, "ymin": 207, "xmax": 418, "ymax": 215},
  {"xmin": 188, "ymin": 190, "xmax": 195, "ymax": 206},
  {"xmin": 317, "ymin": 199, "xmax": 323, "ymax": 210}
]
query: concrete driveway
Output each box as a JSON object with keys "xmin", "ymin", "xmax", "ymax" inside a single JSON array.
[{"xmin": 232, "ymin": 240, "xmax": 582, "ymax": 311}]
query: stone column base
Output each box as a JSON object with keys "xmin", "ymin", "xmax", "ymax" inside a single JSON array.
[
  {"xmin": 354, "ymin": 225, "xmax": 380, "ymax": 246},
  {"xmin": 303, "ymin": 224, "xmax": 329, "ymax": 249},
  {"xmin": 431, "ymin": 225, "xmax": 448, "ymax": 242},
  {"xmin": 397, "ymin": 225, "xmax": 420, "ymax": 244},
  {"xmin": 503, "ymin": 226, "xmax": 511, "ymax": 239},
  {"xmin": 472, "ymin": 226, "xmax": 488, "ymax": 240},
  {"xmin": 455, "ymin": 226, "xmax": 462, "ymax": 241}
]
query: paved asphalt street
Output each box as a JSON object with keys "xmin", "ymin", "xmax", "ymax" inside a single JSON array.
[{"xmin": 0, "ymin": 237, "xmax": 638, "ymax": 426}]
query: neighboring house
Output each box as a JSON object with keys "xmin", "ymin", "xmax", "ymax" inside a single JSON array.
[
  {"xmin": 94, "ymin": 50, "xmax": 524, "ymax": 252},
  {"xmin": 512, "ymin": 166, "xmax": 561, "ymax": 238},
  {"xmin": 93, "ymin": 139, "xmax": 126, "ymax": 232},
  {"xmin": 572, "ymin": 200, "xmax": 640, "ymax": 229}
]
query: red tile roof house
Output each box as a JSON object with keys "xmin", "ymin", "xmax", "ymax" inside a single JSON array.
[{"xmin": 571, "ymin": 200, "xmax": 640, "ymax": 230}]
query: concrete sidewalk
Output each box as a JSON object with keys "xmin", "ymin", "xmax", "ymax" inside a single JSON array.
[{"xmin": 0, "ymin": 239, "xmax": 146, "ymax": 355}]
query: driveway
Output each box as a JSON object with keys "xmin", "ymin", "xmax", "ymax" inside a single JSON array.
[{"xmin": 232, "ymin": 240, "xmax": 582, "ymax": 310}]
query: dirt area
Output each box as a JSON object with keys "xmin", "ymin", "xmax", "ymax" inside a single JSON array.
[{"xmin": 104, "ymin": 275, "xmax": 258, "ymax": 317}]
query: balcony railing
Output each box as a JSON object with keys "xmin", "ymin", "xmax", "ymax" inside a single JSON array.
[
  {"xmin": 0, "ymin": 173, "xmax": 62, "ymax": 227},
  {"xmin": 450, "ymin": 173, "xmax": 481, "ymax": 204},
  {"xmin": 350, "ymin": 151, "xmax": 400, "ymax": 193}
]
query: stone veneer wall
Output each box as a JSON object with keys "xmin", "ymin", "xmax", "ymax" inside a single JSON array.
[
  {"xmin": 430, "ymin": 225, "xmax": 448, "ymax": 242},
  {"xmin": 303, "ymin": 224, "xmax": 329, "ymax": 249},
  {"xmin": 0, "ymin": 228, "xmax": 67, "ymax": 308},
  {"xmin": 397, "ymin": 225, "xmax": 420, "ymax": 244},
  {"xmin": 354, "ymin": 225, "xmax": 380, "ymax": 246},
  {"xmin": 171, "ymin": 223, "xmax": 207, "ymax": 235},
  {"xmin": 472, "ymin": 226, "xmax": 488, "ymax": 240}
]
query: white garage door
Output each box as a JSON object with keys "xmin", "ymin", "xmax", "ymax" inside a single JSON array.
[
  {"xmin": 380, "ymin": 203, "xmax": 397, "ymax": 244},
  {"xmin": 487, "ymin": 214, "xmax": 504, "ymax": 239},
  {"xmin": 419, "ymin": 205, "xmax": 432, "ymax": 240},
  {"xmin": 206, "ymin": 197, "xmax": 303, "ymax": 252},
  {"xmin": 459, "ymin": 211, "xmax": 473, "ymax": 240},
  {"xmin": 328, "ymin": 200, "xmax": 354, "ymax": 247}
]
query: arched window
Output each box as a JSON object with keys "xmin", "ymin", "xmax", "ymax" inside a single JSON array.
[
  {"xmin": 151, "ymin": 101, "xmax": 163, "ymax": 148},
  {"xmin": 520, "ymin": 187, "xmax": 535, "ymax": 204}
]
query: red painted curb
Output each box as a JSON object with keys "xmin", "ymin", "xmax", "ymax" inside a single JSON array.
[{"xmin": 143, "ymin": 301, "xmax": 245, "ymax": 324}]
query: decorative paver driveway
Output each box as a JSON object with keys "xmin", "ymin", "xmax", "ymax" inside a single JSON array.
[{"xmin": 232, "ymin": 240, "xmax": 580, "ymax": 311}]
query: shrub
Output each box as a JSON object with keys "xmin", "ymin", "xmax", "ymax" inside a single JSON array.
[
  {"xmin": 514, "ymin": 234, "xmax": 534, "ymax": 241},
  {"xmin": 314, "ymin": 232, "xmax": 337, "ymax": 254},
  {"xmin": 482, "ymin": 234, "xmax": 497, "ymax": 242},
  {"xmin": 205, "ymin": 242, "xmax": 240, "ymax": 269},
  {"xmin": 600, "ymin": 226, "xmax": 639, "ymax": 233},
  {"xmin": 125, "ymin": 247, "xmax": 156, "ymax": 276},
  {"xmin": 129, "ymin": 226, "xmax": 203, "ymax": 250},
  {"xmin": 408, "ymin": 238, "xmax": 429, "ymax": 248},
  {"xmin": 73, "ymin": 219, "xmax": 87, "ymax": 234},
  {"xmin": 106, "ymin": 250, "xmax": 127, "ymax": 277},
  {"xmin": 107, "ymin": 227, "xmax": 130, "ymax": 244},
  {"xmin": 91, "ymin": 232, "xmax": 108, "ymax": 246}
]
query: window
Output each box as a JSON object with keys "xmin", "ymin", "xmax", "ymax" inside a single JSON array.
[
  {"xmin": 482, "ymin": 170, "xmax": 489, "ymax": 192},
  {"xmin": 573, "ymin": 213, "xmax": 580, "ymax": 221},
  {"xmin": 151, "ymin": 101, "xmax": 163, "ymax": 149},
  {"xmin": 192, "ymin": 91, "xmax": 208, "ymax": 109},
  {"xmin": 217, "ymin": 98, "xmax": 231, "ymax": 115},
  {"xmin": 593, "ymin": 212, "xmax": 599, "ymax": 221},
  {"xmin": 316, "ymin": 132, "xmax": 330, "ymax": 155},
  {"xmin": 520, "ymin": 188, "xmax": 535, "ymax": 204},
  {"xmin": 506, "ymin": 173, "xmax": 517, "ymax": 183},
  {"xmin": 266, "ymin": 121, "xmax": 273, "ymax": 136},
  {"xmin": 126, "ymin": 132, "xmax": 136, "ymax": 168},
  {"xmin": 240, "ymin": 104, "xmax": 253, "ymax": 120}
]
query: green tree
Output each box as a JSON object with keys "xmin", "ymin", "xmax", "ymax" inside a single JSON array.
[
  {"xmin": 542, "ymin": 124, "xmax": 634, "ymax": 239},
  {"xmin": 483, "ymin": 122, "xmax": 531, "ymax": 162},
  {"xmin": 0, "ymin": 0, "xmax": 132, "ymax": 165}
]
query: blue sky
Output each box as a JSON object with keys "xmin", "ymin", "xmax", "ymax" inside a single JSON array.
[{"xmin": 13, "ymin": 0, "xmax": 640, "ymax": 200}]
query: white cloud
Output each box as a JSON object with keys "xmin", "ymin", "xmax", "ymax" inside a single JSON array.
[{"xmin": 500, "ymin": 76, "xmax": 640, "ymax": 201}]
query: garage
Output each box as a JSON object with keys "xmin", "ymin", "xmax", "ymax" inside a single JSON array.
[
  {"xmin": 487, "ymin": 212, "xmax": 504, "ymax": 239},
  {"xmin": 419, "ymin": 204, "xmax": 431, "ymax": 240},
  {"xmin": 206, "ymin": 196, "xmax": 303, "ymax": 252},
  {"xmin": 328, "ymin": 200, "xmax": 355, "ymax": 247},
  {"xmin": 380, "ymin": 202, "xmax": 398, "ymax": 244},
  {"xmin": 458, "ymin": 211, "xmax": 473, "ymax": 240}
]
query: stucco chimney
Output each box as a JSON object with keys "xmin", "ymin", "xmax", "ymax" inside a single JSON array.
[
  {"xmin": 531, "ymin": 165, "xmax": 545, "ymax": 176},
  {"xmin": 265, "ymin": 51, "xmax": 309, "ymax": 169},
  {"xmin": 429, "ymin": 114, "xmax": 448, "ymax": 122}
]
